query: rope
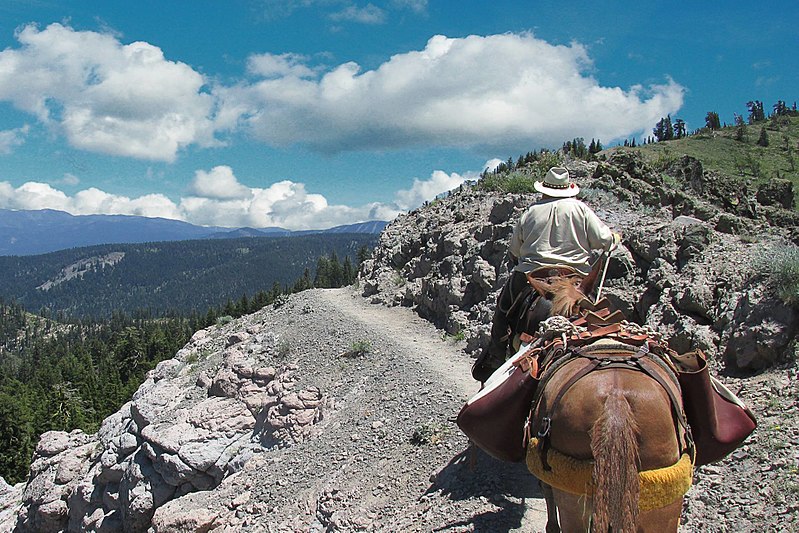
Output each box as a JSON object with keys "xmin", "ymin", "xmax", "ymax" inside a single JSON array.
[
  {"xmin": 537, "ymin": 315, "xmax": 586, "ymax": 339},
  {"xmin": 620, "ymin": 320, "xmax": 664, "ymax": 342}
]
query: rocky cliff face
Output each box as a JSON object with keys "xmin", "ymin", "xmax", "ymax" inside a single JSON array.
[
  {"xmin": 8, "ymin": 322, "xmax": 325, "ymax": 532},
  {"xmin": 360, "ymin": 153, "xmax": 798, "ymax": 371}
]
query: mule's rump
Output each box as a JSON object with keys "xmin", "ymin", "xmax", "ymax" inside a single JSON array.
[{"xmin": 526, "ymin": 439, "xmax": 693, "ymax": 512}]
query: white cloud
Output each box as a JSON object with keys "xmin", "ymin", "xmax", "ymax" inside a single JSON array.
[
  {"xmin": 247, "ymin": 53, "xmax": 316, "ymax": 79},
  {"xmin": 482, "ymin": 158, "xmax": 503, "ymax": 173},
  {"xmin": 0, "ymin": 180, "xmax": 182, "ymax": 219},
  {"xmin": 0, "ymin": 23, "xmax": 217, "ymax": 162},
  {"xmin": 0, "ymin": 28, "xmax": 684, "ymax": 162},
  {"xmin": 393, "ymin": 169, "xmax": 468, "ymax": 211},
  {"xmin": 0, "ymin": 124, "xmax": 29, "ymax": 154},
  {"xmin": 189, "ymin": 166, "xmax": 253, "ymax": 200},
  {"xmin": 0, "ymin": 160, "xmax": 486, "ymax": 229},
  {"xmin": 330, "ymin": 3, "xmax": 387, "ymax": 24},
  {"xmin": 221, "ymin": 33, "xmax": 684, "ymax": 153}
]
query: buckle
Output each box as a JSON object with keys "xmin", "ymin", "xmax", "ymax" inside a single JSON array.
[{"xmin": 537, "ymin": 416, "xmax": 552, "ymax": 438}]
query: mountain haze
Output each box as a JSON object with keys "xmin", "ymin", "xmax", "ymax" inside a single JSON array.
[{"xmin": 0, "ymin": 209, "xmax": 387, "ymax": 256}]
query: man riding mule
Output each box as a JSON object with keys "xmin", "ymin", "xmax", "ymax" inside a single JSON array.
[
  {"xmin": 522, "ymin": 277, "xmax": 693, "ymax": 532},
  {"xmin": 462, "ymin": 276, "xmax": 699, "ymax": 531},
  {"xmin": 459, "ymin": 166, "xmax": 756, "ymax": 531},
  {"xmin": 472, "ymin": 166, "xmax": 620, "ymax": 382}
]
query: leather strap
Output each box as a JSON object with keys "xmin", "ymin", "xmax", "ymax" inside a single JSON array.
[{"xmin": 530, "ymin": 346, "xmax": 695, "ymax": 470}]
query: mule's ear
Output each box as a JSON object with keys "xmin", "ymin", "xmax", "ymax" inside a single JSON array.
[{"xmin": 526, "ymin": 275, "xmax": 551, "ymax": 297}]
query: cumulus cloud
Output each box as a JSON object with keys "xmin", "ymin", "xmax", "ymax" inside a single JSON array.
[
  {"xmin": 189, "ymin": 166, "xmax": 253, "ymax": 200},
  {"xmin": 0, "ymin": 180, "xmax": 183, "ymax": 219},
  {"xmin": 0, "ymin": 27, "xmax": 684, "ymax": 162},
  {"xmin": 0, "ymin": 23, "xmax": 216, "ymax": 162},
  {"xmin": 393, "ymin": 170, "xmax": 469, "ymax": 211},
  {"xmin": 0, "ymin": 160, "xmax": 485, "ymax": 229},
  {"xmin": 0, "ymin": 124, "xmax": 30, "ymax": 154},
  {"xmin": 482, "ymin": 158, "xmax": 503, "ymax": 173},
  {"xmin": 220, "ymin": 33, "xmax": 683, "ymax": 153}
]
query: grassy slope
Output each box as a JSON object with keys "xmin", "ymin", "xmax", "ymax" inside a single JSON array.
[{"xmin": 606, "ymin": 115, "xmax": 799, "ymax": 209}]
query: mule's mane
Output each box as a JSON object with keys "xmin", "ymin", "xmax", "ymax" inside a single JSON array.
[{"xmin": 548, "ymin": 277, "xmax": 586, "ymax": 318}]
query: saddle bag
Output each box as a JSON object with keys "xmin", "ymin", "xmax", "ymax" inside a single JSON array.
[
  {"xmin": 456, "ymin": 345, "xmax": 539, "ymax": 462},
  {"xmin": 675, "ymin": 351, "xmax": 757, "ymax": 466}
]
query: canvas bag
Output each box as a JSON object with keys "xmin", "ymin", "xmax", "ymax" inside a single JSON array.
[
  {"xmin": 674, "ymin": 351, "xmax": 757, "ymax": 466},
  {"xmin": 456, "ymin": 343, "xmax": 539, "ymax": 462}
]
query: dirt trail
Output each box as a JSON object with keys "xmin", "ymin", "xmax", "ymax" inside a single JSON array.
[
  {"xmin": 317, "ymin": 287, "xmax": 550, "ymax": 532},
  {"xmin": 319, "ymin": 288, "xmax": 479, "ymax": 397}
]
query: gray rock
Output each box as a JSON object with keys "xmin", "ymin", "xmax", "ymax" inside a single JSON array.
[
  {"xmin": 35, "ymin": 431, "xmax": 72, "ymax": 457},
  {"xmin": 757, "ymin": 178, "xmax": 795, "ymax": 209}
]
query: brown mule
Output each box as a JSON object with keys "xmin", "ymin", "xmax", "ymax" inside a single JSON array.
[{"xmin": 525, "ymin": 276, "xmax": 691, "ymax": 533}]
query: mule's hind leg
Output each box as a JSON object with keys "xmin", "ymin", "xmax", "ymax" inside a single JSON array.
[
  {"xmin": 551, "ymin": 489, "xmax": 591, "ymax": 533},
  {"xmin": 539, "ymin": 481, "xmax": 560, "ymax": 533},
  {"xmin": 636, "ymin": 498, "xmax": 682, "ymax": 533}
]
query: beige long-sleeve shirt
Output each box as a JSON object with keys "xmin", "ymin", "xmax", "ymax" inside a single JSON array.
[{"xmin": 509, "ymin": 197, "xmax": 618, "ymax": 276}]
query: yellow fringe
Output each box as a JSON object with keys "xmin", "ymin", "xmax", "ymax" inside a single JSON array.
[{"xmin": 526, "ymin": 438, "xmax": 693, "ymax": 512}]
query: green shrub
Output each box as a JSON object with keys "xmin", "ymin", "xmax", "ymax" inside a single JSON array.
[
  {"xmin": 761, "ymin": 245, "xmax": 799, "ymax": 307},
  {"xmin": 272, "ymin": 294, "xmax": 290, "ymax": 309},
  {"xmin": 442, "ymin": 330, "xmax": 466, "ymax": 342},
  {"xmin": 773, "ymin": 247, "xmax": 799, "ymax": 307},
  {"xmin": 216, "ymin": 315, "xmax": 234, "ymax": 326},
  {"xmin": 477, "ymin": 152, "xmax": 563, "ymax": 193},
  {"xmin": 344, "ymin": 339, "xmax": 372, "ymax": 357},
  {"xmin": 410, "ymin": 421, "xmax": 447, "ymax": 445}
]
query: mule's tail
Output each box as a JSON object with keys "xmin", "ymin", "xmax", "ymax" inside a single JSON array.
[{"xmin": 590, "ymin": 389, "xmax": 640, "ymax": 532}]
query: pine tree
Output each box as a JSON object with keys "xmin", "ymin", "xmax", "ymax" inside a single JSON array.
[
  {"xmin": 328, "ymin": 251, "xmax": 344, "ymax": 287},
  {"xmin": 653, "ymin": 116, "xmax": 674, "ymax": 142},
  {"xmin": 773, "ymin": 100, "xmax": 788, "ymax": 117},
  {"xmin": 673, "ymin": 119, "xmax": 686, "ymax": 139},
  {"xmin": 342, "ymin": 257, "xmax": 355, "ymax": 285},
  {"xmin": 757, "ymin": 127, "xmax": 769, "ymax": 147},
  {"xmin": 356, "ymin": 246, "xmax": 371, "ymax": 265},
  {"xmin": 705, "ymin": 111, "xmax": 721, "ymax": 130},
  {"xmin": 314, "ymin": 256, "xmax": 330, "ymax": 288},
  {"xmin": 747, "ymin": 100, "xmax": 765, "ymax": 123},
  {"xmin": 734, "ymin": 113, "xmax": 746, "ymax": 142}
]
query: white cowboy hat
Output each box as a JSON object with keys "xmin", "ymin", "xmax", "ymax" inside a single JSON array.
[{"xmin": 534, "ymin": 167, "xmax": 580, "ymax": 197}]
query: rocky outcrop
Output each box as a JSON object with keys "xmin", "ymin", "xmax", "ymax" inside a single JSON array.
[
  {"xmin": 0, "ymin": 477, "xmax": 21, "ymax": 531},
  {"xmin": 359, "ymin": 154, "xmax": 798, "ymax": 371},
  {"xmin": 12, "ymin": 324, "xmax": 326, "ymax": 532}
]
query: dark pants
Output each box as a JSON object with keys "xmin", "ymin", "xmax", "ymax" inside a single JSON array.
[{"xmin": 472, "ymin": 271, "xmax": 532, "ymax": 382}]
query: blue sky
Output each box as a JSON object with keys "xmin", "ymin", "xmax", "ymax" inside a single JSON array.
[{"xmin": 0, "ymin": 1, "xmax": 795, "ymax": 229}]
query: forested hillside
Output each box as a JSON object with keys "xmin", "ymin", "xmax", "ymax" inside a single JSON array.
[
  {"xmin": 0, "ymin": 233, "xmax": 376, "ymax": 318},
  {"xmin": 0, "ymin": 300, "xmax": 197, "ymax": 483}
]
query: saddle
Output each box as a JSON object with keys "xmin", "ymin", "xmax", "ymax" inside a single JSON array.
[
  {"xmin": 526, "ymin": 310, "xmax": 694, "ymax": 471},
  {"xmin": 457, "ymin": 303, "xmax": 757, "ymax": 466}
]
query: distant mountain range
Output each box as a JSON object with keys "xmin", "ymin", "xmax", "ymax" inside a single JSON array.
[
  {"xmin": 0, "ymin": 233, "xmax": 378, "ymax": 317},
  {"xmin": 0, "ymin": 209, "xmax": 388, "ymax": 256}
]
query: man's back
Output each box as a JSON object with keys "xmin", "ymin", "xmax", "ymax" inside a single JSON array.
[{"xmin": 510, "ymin": 197, "xmax": 615, "ymax": 276}]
